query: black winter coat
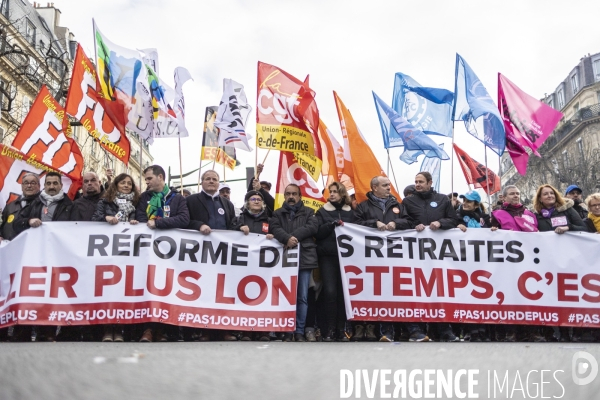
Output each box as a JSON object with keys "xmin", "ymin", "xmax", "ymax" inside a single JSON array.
[
  {"xmin": 233, "ymin": 209, "xmax": 270, "ymax": 234},
  {"xmin": 402, "ymin": 190, "xmax": 458, "ymax": 229},
  {"xmin": 456, "ymin": 206, "xmax": 491, "ymax": 228},
  {"xmin": 186, "ymin": 191, "xmax": 235, "ymax": 231},
  {"xmin": 572, "ymin": 202, "xmax": 588, "ymax": 221},
  {"xmin": 535, "ymin": 199, "xmax": 587, "ymax": 232},
  {"xmin": 70, "ymin": 190, "xmax": 104, "ymax": 221},
  {"xmin": 136, "ymin": 188, "xmax": 190, "ymax": 229},
  {"xmin": 354, "ymin": 192, "xmax": 412, "ymax": 229},
  {"xmin": 269, "ymin": 203, "xmax": 319, "ymax": 269},
  {"xmin": 92, "ymin": 198, "xmax": 137, "ymax": 222},
  {"xmin": 584, "ymin": 218, "xmax": 598, "ymax": 233},
  {"xmin": 315, "ymin": 201, "xmax": 354, "ymax": 257},
  {"xmin": 13, "ymin": 195, "xmax": 73, "ymax": 234},
  {"xmin": 0, "ymin": 194, "xmax": 39, "ymax": 240}
]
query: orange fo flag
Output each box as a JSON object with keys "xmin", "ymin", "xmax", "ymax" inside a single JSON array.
[
  {"xmin": 453, "ymin": 143, "xmax": 500, "ymax": 195},
  {"xmin": 12, "ymin": 86, "xmax": 83, "ymax": 181},
  {"xmin": 274, "ymin": 151, "xmax": 325, "ymax": 212},
  {"xmin": 333, "ymin": 91, "xmax": 401, "ymax": 203},
  {"xmin": 65, "ymin": 44, "xmax": 131, "ymax": 165}
]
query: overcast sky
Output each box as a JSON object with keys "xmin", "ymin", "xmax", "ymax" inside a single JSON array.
[{"xmin": 53, "ymin": 0, "xmax": 600, "ymax": 206}]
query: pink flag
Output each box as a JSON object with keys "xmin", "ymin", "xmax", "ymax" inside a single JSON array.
[{"xmin": 498, "ymin": 73, "xmax": 563, "ymax": 175}]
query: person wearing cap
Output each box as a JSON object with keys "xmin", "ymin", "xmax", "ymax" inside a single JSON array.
[
  {"xmin": 354, "ymin": 175, "xmax": 413, "ymax": 342},
  {"xmin": 448, "ymin": 192, "xmax": 461, "ymax": 211},
  {"xmin": 248, "ymin": 163, "xmax": 275, "ymax": 213},
  {"xmin": 219, "ymin": 183, "xmax": 231, "ymax": 201},
  {"xmin": 533, "ymin": 184, "xmax": 586, "ymax": 234},
  {"xmin": 456, "ymin": 190, "xmax": 491, "ymax": 232},
  {"xmin": 565, "ymin": 185, "xmax": 588, "ymax": 220},
  {"xmin": 232, "ymin": 190, "xmax": 274, "ymax": 341},
  {"xmin": 403, "ymin": 171, "xmax": 458, "ymax": 342},
  {"xmin": 314, "ymin": 182, "xmax": 355, "ymax": 342},
  {"xmin": 403, "ymin": 184, "xmax": 416, "ymax": 198},
  {"xmin": 455, "ymin": 190, "xmax": 491, "ymax": 342}
]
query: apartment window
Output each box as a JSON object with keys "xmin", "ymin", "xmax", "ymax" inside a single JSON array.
[
  {"xmin": 571, "ymin": 74, "xmax": 579, "ymax": 94},
  {"xmin": 547, "ymin": 97, "xmax": 554, "ymax": 109},
  {"xmin": 597, "ymin": 91, "xmax": 600, "ymax": 104},
  {"xmin": 562, "ymin": 150, "xmax": 569, "ymax": 169},
  {"xmin": 577, "ymin": 137, "xmax": 584, "ymax": 156},
  {"xmin": 557, "ymin": 89, "xmax": 565, "ymax": 108},
  {"xmin": 594, "ymin": 59, "xmax": 600, "ymax": 82},
  {"xmin": 21, "ymin": 97, "xmax": 30, "ymax": 122},
  {"xmin": 573, "ymin": 103, "xmax": 579, "ymax": 114},
  {"xmin": 0, "ymin": 126, "xmax": 5, "ymax": 142},
  {"xmin": 91, "ymin": 139, "xmax": 97, "ymax": 157},
  {"xmin": 25, "ymin": 19, "xmax": 36, "ymax": 45}
]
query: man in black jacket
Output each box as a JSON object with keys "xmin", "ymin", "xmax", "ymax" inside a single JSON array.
[
  {"xmin": 186, "ymin": 170, "xmax": 235, "ymax": 234},
  {"xmin": 565, "ymin": 184, "xmax": 587, "ymax": 220},
  {"xmin": 403, "ymin": 171, "xmax": 459, "ymax": 342},
  {"xmin": 185, "ymin": 169, "xmax": 235, "ymax": 341},
  {"xmin": 270, "ymin": 184, "xmax": 319, "ymax": 342},
  {"xmin": 71, "ymin": 172, "xmax": 104, "ymax": 221},
  {"xmin": 136, "ymin": 165, "xmax": 190, "ymax": 231},
  {"xmin": 0, "ymin": 173, "xmax": 40, "ymax": 241},
  {"xmin": 354, "ymin": 176, "xmax": 413, "ymax": 342},
  {"xmin": 14, "ymin": 172, "xmax": 73, "ymax": 236}
]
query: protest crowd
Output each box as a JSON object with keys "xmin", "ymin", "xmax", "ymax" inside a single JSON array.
[{"xmin": 2, "ymin": 164, "xmax": 599, "ymax": 344}]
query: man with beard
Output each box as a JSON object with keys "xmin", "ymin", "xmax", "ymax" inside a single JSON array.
[
  {"xmin": 354, "ymin": 176, "xmax": 413, "ymax": 342},
  {"xmin": 269, "ymin": 184, "xmax": 319, "ymax": 342},
  {"xmin": 14, "ymin": 172, "xmax": 73, "ymax": 234},
  {"xmin": 565, "ymin": 185, "xmax": 587, "ymax": 220},
  {"xmin": 0, "ymin": 173, "xmax": 40, "ymax": 241},
  {"xmin": 403, "ymin": 171, "xmax": 459, "ymax": 342},
  {"xmin": 71, "ymin": 172, "xmax": 104, "ymax": 221}
]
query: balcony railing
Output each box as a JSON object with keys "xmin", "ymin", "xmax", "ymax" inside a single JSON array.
[{"xmin": 540, "ymin": 103, "xmax": 600, "ymax": 154}]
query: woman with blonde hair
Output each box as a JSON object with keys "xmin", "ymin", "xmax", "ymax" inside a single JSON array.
[
  {"xmin": 584, "ymin": 193, "xmax": 600, "ymax": 233},
  {"xmin": 533, "ymin": 184, "xmax": 586, "ymax": 234}
]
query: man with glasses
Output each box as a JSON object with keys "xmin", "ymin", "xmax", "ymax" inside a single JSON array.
[
  {"xmin": 14, "ymin": 172, "xmax": 73, "ymax": 235},
  {"xmin": 269, "ymin": 184, "xmax": 319, "ymax": 342},
  {"xmin": 0, "ymin": 173, "xmax": 41, "ymax": 241}
]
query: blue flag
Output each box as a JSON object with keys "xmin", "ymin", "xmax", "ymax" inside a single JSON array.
[
  {"xmin": 453, "ymin": 54, "xmax": 505, "ymax": 156},
  {"xmin": 392, "ymin": 73, "xmax": 454, "ymax": 137},
  {"xmin": 420, "ymin": 143, "xmax": 444, "ymax": 192},
  {"xmin": 374, "ymin": 92, "xmax": 450, "ymax": 165}
]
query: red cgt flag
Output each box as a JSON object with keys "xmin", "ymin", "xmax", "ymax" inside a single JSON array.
[
  {"xmin": 65, "ymin": 44, "xmax": 131, "ymax": 165},
  {"xmin": 453, "ymin": 143, "xmax": 500, "ymax": 195},
  {"xmin": 12, "ymin": 86, "xmax": 83, "ymax": 182},
  {"xmin": 274, "ymin": 151, "xmax": 325, "ymax": 212},
  {"xmin": 256, "ymin": 62, "xmax": 321, "ymax": 159}
]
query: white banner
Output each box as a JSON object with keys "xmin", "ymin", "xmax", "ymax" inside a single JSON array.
[
  {"xmin": 0, "ymin": 223, "xmax": 298, "ymax": 331},
  {"xmin": 336, "ymin": 224, "xmax": 600, "ymax": 327}
]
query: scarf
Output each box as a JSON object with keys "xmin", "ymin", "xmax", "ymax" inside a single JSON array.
[
  {"xmin": 39, "ymin": 190, "xmax": 65, "ymax": 205},
  {"xmin": 146, "ymin": 184, "xmax": 170, "ymax": 220},
  {"xmin": 541, "ymin": 208, "xmax": 555, "ymax": 218},
  {"xmin": 247, "ymin": 209, "xmax": 265, "ymax": 218},
  {"xmin": 588, "ymin": 212, "xmax": 600, "ymax": 233},
  {"xmin": 330, "ymin": 200, "xmax": 345, "ymax": 210},
  {"xmin": 20, "ymin": 192, "xmax": 40, "ymax": 208},
  {"xmin": 458, "ymin": 207, "xmax": 483, "ymax": 228},
  {"xmin": 115, "ymin": 192, "xmax": 136, "ymax": 222},
  {"xmin": 283, "ymin": 201, "xmax": 302, "ymax": 220}
]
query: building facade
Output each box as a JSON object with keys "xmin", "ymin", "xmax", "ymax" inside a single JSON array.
[
  {"xmin": 500, "ymin": 52, "xmax": 600, "ymax": 205},
  {"xmin": 0, "ymin": 1, "xmax": 152, "ymax": 187}
]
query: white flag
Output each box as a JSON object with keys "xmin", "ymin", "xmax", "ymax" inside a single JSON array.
[
  {"xmin": 151, "ymin": 67, "xmax": 192, "ymax": 139},
  {"xmin": 215, "ymin": 79, "xmax": 252, "ymax": 151}
]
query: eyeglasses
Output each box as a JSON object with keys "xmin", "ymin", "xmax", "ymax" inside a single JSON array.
[
  {"xmin": 589, "ymin": 204, "xmax": 600, "ymax": 209},
  {"xmin": 22, "ymin": 181, "xmax": 39, "ymax": 186},
  {"xmin": 249, "ymin": 198, "xmax": 263, "ymax": 202}
]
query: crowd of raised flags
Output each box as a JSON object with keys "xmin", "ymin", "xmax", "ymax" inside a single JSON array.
[{"xmin": 0, "ymin": 17, "xmax": 565, "ymax": 211}]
